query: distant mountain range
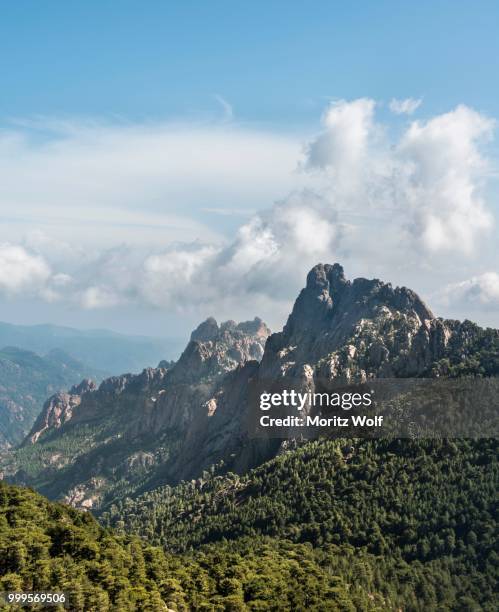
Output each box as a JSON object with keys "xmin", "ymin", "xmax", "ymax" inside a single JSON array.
[{"xmin": 0, "ymin": 321, "xmax": 185, "ymax": 375}]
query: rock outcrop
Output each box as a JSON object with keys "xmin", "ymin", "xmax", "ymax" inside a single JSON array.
[
  {"xmin": 28, "ymin": 379, "xmax": 97, "ymax": 444},
  {"xmin": 169, "ymin": 317, "xmax": 270, "ymax": 383}
]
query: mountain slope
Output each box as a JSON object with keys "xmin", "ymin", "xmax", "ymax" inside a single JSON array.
[
  {"xmin": 1, "ymin": 481, "xmax": 381, "ymax": 611},
  {"xmin": 104, "ymin": 437, "xmax": 498, "ymax": 610},
  {"xmin": 0, "ymin": 347, "xmax": 103, "ymax": 449}
]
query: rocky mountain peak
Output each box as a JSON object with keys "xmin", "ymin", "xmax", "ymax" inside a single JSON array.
[
  {"xmin": 262, "ymin": 263, "xmax": 438, "ymax": 379},
  {"xmin": 285, "ymin": 263, "xmax": 433, "ymax": 338},
  {"xmin": 69, "ymin": 379, "xmax": 97, "ymax": 395},
  {"xmin": 190, "ymin": 317, "xmax": 220, "ymax": 342},
  {"xmin": 26, "ymin": 389, "xmax": 84, "ymax": 445},
  {"xmin": 169, "ymin": 317, "xmax": 270, "ymax": 384},
  {"xmin": 191, "ymin": 316, "xmax": 270, "ymax": 343},
  {"xmin": 306, "ymin": 262, "xmax": 348, "ymax": 293}
]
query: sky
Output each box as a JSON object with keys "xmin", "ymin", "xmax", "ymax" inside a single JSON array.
[{"xmin": 1, "ymin": 1, "xmax": 499, "ymax": 342}]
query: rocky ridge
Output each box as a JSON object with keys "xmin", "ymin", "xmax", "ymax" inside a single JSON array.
[
  {"xmin": 4, "ymin": 317, "xmax": 270, "ymax": 508},
  {"xmin": 27, "ymin": 379, "xmax": 97, "ymax": 444},
  {"xmin": 261, "ymin": 263, "xmax": 494, "ymax": 382},
  {"xmin": 3, "ymin": 265, "xmax": 498, "ymax": 510},
  {"xmin": 24, "ymin": 316, "xmax": 270, "ymax": 444}
]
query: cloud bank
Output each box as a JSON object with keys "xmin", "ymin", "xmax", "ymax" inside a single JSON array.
[{"xmin": 0, "ymin": 99, "xmax": 497, "ymax": 328}]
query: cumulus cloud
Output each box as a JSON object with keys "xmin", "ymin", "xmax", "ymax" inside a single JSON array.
[
  {"xmin": 141, "ymin": 244, "xmax": 220, "ymax": 308},
  {"xmin": 305, "ymin": 99, "xmax": 376, "ymax": 197},
  {"xmin": 440, "ymin": 272, "xmax": 499, "ymax": 308},
  {"xmin": 397, "ymin": 105, "xmax": 495, "ymax": 253},
  {"xmin": 0, "ymin": 189, "xmax": 341, "ymax": 322},
  {"xmin": 80, "ymin": 286, "xmax": 122, "ymax": 309},
  {"xmin": 305, "ymin": 100, "xmax": 495, "ymax": 254},
  {"xmin": 0, "ymin": 244, "xmax": 51, "ymax": 296},
  {"xmin": 0, "ymin": 100, "xmax": 497, "ymax": 330},
  {"xmin": 137, "ymin": 190, "xmax": 341, "ymax": 313},
  {"xmin": 389, "ymin": 97, "xmax": 422, "ymax": 115},
  {"xmin": 216, "ymin": 191, "xmax": 340, "ymax": 294}
]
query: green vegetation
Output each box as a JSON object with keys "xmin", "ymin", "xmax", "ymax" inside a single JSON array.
[
  {"xmin": 1, "ymin": 420, "xmax": 183, "ymax": 511},
  {"xmin": 5, "ymin": 438, "xmax": 496, "ymax": 610},
  {"xmin": 1, "ymin": 313, "xmax": 498, "ymax": 609},
  {"xmin": 104, "ymin": 438, "xmax": 499, "ymax": 611},
  {"xmin": 1, "ymin": 481, "xmax": 382, "ymax": 611},
  {"xmin": 430, "ymin": 323, "xmax": 499, "ymax": 377}
]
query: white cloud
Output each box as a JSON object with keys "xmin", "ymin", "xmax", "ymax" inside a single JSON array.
[
  {"xmin": 0, "ymin": 100, "xmax": 497, "ymax": 332},
  {"xmin": 397, "ymin": 105, "xmax": 495, "ymax": 253},
  {"xmin": 389, "ymin": 97, "xmax": 422, "ymax": 115},
  {"xmin": 440, "ymin": 272, "xmax": 499, "ymax": 308},
  {"xmin": 306, "ymin": 98, "xmax": 375, "ymax": 181},
  {"xmin": 0, "ymin": 244, "xmax": 51, "ymax": 295},
  {"xmin": 1, "ymin": 189, "xmax": 341, "ymax": 321},
  {"xmin": 80, "ymin": 286, "xmax": 122, "ymax": 309},
  {"xmin": 136, "ymin": 190, "xmax": 341, "ymax": 314},
  {"xmin": 304, "ymin": 100, "xmax": 495, "ymax": 255},
  {"xmin": 0, "ymin": 118, "xmax": 302, "ymax": 250},
  {"xmin": 141, "ymin": 244, "xmax": 219, "ymax": 308}
]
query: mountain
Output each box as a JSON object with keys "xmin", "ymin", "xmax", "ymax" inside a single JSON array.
[
  {"xmin": 0, "ymin": 347, "xmax": 104, "ymax": 450},
  {"xmin": 0, "ymin": 321, "xmax": 185, "ymax": 375},
  {"xmin": 260, "ymin": 263, "xmax": 499, "ymax": 381},
  {"xmin": 0, "ymin": 480, "xmax": 388, "ymax": 611},
  {"xmin": 0, "ymin": 318, "xmax": 270, "ymax": 508},
  {"xmin": 2, "ymin": 264, "xmax": 497, "ymax": 510},
  {"xmin": 1, "ymin": 264, "xmax": 497, "ymax": 610},
  {"xmin": 3, "ymin": 264, "xmax": 499, "ymax": 502}
]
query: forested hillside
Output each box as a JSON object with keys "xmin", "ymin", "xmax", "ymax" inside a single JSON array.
[
  {"xmin": 1, "ymin": 481, "xmax": 386, "ymax": 611},
  {"xmin": 104, "ymin": 437, "xmax": 499, "ymax": 611}
]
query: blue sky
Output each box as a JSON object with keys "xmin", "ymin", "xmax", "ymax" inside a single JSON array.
[
  {"xmin": 1, "ymin": 1, "xmax": 499, "ymax": 341},
  {"xmin": 1, "ymin": 1, "xmax": 499, "ymax": 125}
]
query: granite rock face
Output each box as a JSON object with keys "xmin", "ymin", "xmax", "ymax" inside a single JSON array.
[
  {"xmin": 169, "ymin": 317, "xmax": 270, "ymax": 384},
  {"xmin": 260, "ymin": 263, "xmax": 483, "ymax": 383},
  {"xmin": 28, "ymin": 379, "xmax": 97, "ymax": 444}
]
